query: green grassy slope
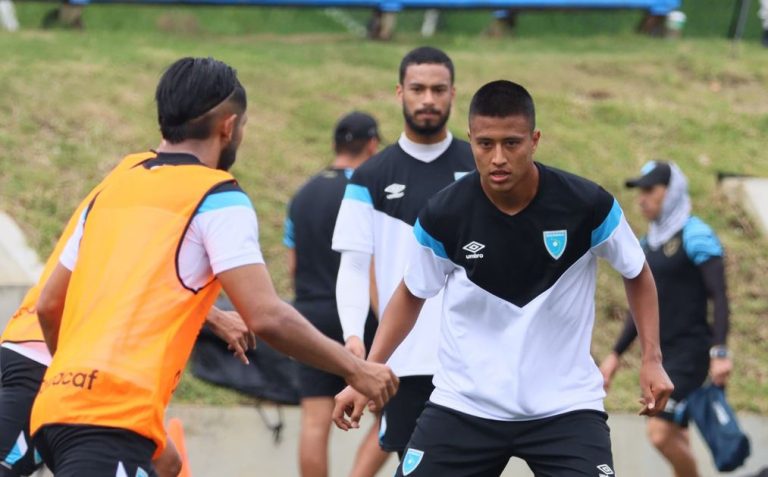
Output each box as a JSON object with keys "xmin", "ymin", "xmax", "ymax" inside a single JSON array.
[{"xmin": 1, "ymin": 12, "xmax": 767, "ymax": 410}]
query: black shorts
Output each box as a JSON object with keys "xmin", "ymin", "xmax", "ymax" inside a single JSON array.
[
  {"xmin": 294, "ymin": 299, "xmax": 378, "ymax": 399},
  {"xmin": 380, "ymin": 375, "xmax": 434, "ymax": 454},
  {"xmin": 0, "ymin": 347, "xmax": 46, "ymax": 476},
  {"xmin": 658, "ymin": 351, "xmax": 709, "ymax": 426},
  {"xmin": 395, "ymin": 402, "xmax": 614, "ymax": 477},
  {"xmin": 34, "ymin": 424, "xmax": 157, "ymax": 477}
]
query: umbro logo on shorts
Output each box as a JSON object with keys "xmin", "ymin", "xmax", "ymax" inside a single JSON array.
[
  {"xmin": 384, "ymin": 183, "xmax": 406, "ymax": 199},
  {"xmin": 596, "ymin": 464, "xmax": 614, "ymax": 475},
  {"xmin": 462, "ymin": 241, "xmax": 485, "ymax": 259}
]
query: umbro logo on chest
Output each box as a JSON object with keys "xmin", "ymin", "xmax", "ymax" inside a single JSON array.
[
  {"xmin": 463, "ymin": 241, "xmax": 485, "ymax": 259},
  {"xmin": 385, "ymin": 183, "xmax": 406, "ymax": 199}
]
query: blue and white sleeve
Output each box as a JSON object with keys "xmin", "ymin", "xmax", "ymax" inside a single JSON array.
[
  {"xmin": 404, "ymin": 218, "xmax": 454, "ymax": 299},
  {"xmin": 591, "ymin": 197, "xmax": 646, "ymax": 279}
]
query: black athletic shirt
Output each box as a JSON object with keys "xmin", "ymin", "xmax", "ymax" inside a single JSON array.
[{"xmin": 284, "ymin": 168, "xmax": 351, "ymax": 302}]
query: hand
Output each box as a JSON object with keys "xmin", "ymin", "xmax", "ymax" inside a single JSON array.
[
  {"xmin": 207, "ymin": 309, "xmax": 257, "ymax": 365},
  {"xmin": 638, "ymin": 358, "xmax": 674, "ymax": 416},
  {"xmin": 599, "ymin": 352, "xmax": 620, "ymax": 391},
  {"xmin": 332, "ymin": 385, "xmax": 371, "ymax": 431},
  {"xmin": 345, "ymin": 360, "xmax": 398, "ymax": 412},
  {"xmin": 710, "ymin": 357, "xmax": 732, "ymax": 387},
  {"xmin": 345, "ymin": 335, "xmax": 366, "ymax": 359}
]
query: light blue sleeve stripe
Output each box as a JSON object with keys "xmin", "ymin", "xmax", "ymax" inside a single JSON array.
[
  {"xmin": 343, "ymin": 184, "xmax": 373, "ymax": 205},
  {"xmin": 283, "ymin": 217, "xmax": 295, "ymax": 249},
  {"xmin": 591, "ymin": 198, "xmax": 622, "ymax": 248},
  {"xmin": 413, "ymin": 219, "xmax": 448, "ymax": 259},
  {"xmin": 683, "ymin": 217, "xmax": 723, "ymax": 265},
  {"xmin": 197, "ymin": 191, "xmax": 253, "ymax": 215}
]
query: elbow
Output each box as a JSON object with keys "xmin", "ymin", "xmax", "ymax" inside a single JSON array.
[
  {"xmin": 245, "ymin": 301, "xmax": 287, "ymax": 338},
  {"xmin": 36, "ymin": 295, "xmax": 62, "ymax": 328}
]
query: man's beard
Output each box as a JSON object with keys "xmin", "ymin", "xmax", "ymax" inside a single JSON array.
[
  {"xmin": 403, "ymin": 104, "xmax": 451, "ymax": 137},
  {"xmin": 217, "ymin": 142, "xmax": 238, "ymax": 171}
]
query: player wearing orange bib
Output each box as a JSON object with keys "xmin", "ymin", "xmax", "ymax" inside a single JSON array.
[
  {"xmin": 29, "ymin": 57, "xmax": 397, "ymax": 477},
  {"xmin": 0, "ymin": 152, "xmax": 256, "ymax": 477}
]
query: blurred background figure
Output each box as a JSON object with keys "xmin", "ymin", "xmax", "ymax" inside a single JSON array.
[
  {"xmin": 0, "ymin": 0, "xmax": 18, "ymax": 31},
  {"xmin": 760, "ymin": 0, "xmax": 768, "ymax": 46},
  {"xmin": 284, "ymin": 111, "xmax": 388, "ymax": 477},
  {"xmin": 601, "ymin": 161, "xmax": 732, "ymax": 477}
]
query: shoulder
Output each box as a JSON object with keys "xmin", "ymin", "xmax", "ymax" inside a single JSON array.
[
  {"xmin": 682, "ymin": 216, "xmax": 723, "ymax": 264},
  {"xmin": 350, "ymin": 144, "xmax": 401, "ymax": 182},
  {"xmin": 198, "ymin": 181, "xmax": 254, "ymax": 215},
  {"xmin": 541, "ymin": 164, "xmax": 615, "ymax": 212},
  {"xmin": 420, "ymin": 172, "xmax": 478, "ymax": 231}
]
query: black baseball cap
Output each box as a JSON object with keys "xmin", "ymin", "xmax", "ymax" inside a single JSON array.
[
  {"xmin": 625, "ymin": 161, "xmax": 672, "ymax": 188},
  {"xmin": 334, "ymin": 111, "xmax": 379, "ymax": 145}
]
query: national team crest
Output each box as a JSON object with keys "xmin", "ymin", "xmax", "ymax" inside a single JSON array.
[
  {"xmin": 543, "ymin": 230, "xmax": 567, "ymax": 260},
  {"xmin": 402, "ymin": 448, "xmax": 424, "ymax": 475}
]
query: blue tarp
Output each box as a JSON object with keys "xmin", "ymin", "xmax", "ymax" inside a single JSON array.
[{"xmin": 67, "ymin": 0, "xmax": 680, "ymax": 15}]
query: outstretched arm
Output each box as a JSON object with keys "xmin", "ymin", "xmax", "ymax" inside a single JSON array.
[
  {"xmin": 333, "ymin": 280, "xmax": 424, "ymax": 430},
  {"xmin": 218, "ymin": 263, "xmax": 398, "ymax": 410},
  {"xmin": 623, "ymin": 262, "xmax": 674, "ymax": 416}
]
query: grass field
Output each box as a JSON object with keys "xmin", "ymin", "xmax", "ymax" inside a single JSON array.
[{"xmin": 1, "ymin": 4, "xmax": 767, "ymax": 412}]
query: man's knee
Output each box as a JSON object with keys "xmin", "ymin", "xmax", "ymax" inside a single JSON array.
[{"xmin": 647, "ymin": 419, "xmax": 676, "ymax": 451}]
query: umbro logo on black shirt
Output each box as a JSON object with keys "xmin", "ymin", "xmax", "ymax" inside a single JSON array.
[{"xmin": 463, "ymin": 241, "xmax": 485, "ymax": 259}]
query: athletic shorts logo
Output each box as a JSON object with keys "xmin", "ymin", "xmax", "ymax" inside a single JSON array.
[
  {"xmin": 543, "ymin": 230, "xmax": 567, "ymax": 260},
  {"xmin": 402, "ymin": 448, "xmax": 424, "ymax": 475},
  {"xmin": 116, "ymin": 462, "xmax": 128, "ymax": 477},
  {"xmin": 462, "ymin": 241, "xmax": 485, "ymax": 259},
  {"xmin": 596, "ymin": 464, "xmax": 614, "ymax": 475},
  {"xmin": 384, "ymin": 183, "xmax": 406, "ymax": 199},
  {"xmin": 136, "ymin": 466, "xmax": 149, "ymax": 477}
]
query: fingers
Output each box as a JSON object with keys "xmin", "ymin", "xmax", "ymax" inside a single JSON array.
[
  {"xmin": 332, "ymin": 400, "xmax": 351, "ymax": 430},
  {"xmin": 228, "ymin": 342, "xmax": 249, "ymax": 365},
  {"xmin": 247, "ymin": 332, "xmax": 257, "ymax": 350},
  {"xmin": 349, "ymin": 398, "xmax": 366, "ymax": 429}
]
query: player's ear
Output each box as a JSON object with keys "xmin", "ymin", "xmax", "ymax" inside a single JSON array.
[
  {"xmin": 220, "ymin": 113, "xmax": 237, "ymax": 143},
  {"xmin": 531, "ymin": 130, "xmax": 541, "ymax": 152}
]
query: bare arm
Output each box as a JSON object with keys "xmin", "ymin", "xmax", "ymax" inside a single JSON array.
[
  {"xmin": 367, "ymin": 280, "xmax": 424, "ymax": 364},
  {"xmin": 333, "ymin": 280, "xmax": 424, "ymax": 430},
  {"xmin": 623, "ymin": 262, "xmax": 674, "ymax": 415},
  {"xmin": 287, "ymin": 248, "xmax": 296, "ymax": 289},
  {"xmin": 218, "ymin": 263, "xmax": 397, "ymax": 408},
  {"xmin": 36, "ymin": 263, "xmax": 72, "ymax": 355}
]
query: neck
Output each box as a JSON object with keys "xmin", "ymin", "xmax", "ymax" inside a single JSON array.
[
  {"xmin": 481, "ymin": 163, "xmax": 540, "ymax": 216},
  {"xmin": 332, "ymin": 154, "xmax": 364, "ymax": 170},
  {"xmin": 156, "ymin": 140, "xmax": 219, "ymax": 169},
  {"xmin": 403, "ymin": 125, "xmax": 448, "ymax": 145}
]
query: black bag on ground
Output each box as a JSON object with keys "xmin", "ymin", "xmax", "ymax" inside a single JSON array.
[{"xmin": 190, "ymin": 297, "xmax": 300, "ymax": 406}]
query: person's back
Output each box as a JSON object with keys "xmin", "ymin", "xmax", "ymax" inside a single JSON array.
[{"xmin": 287, "ymin": 111, "xmax": 387, "ymax": 477}]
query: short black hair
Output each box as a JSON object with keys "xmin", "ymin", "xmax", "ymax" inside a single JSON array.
[
  {"xmin": 399, "ymin": 46, "xmax": 454, "ymax": 85},
  {"xmin": 156, "ymin": 57, "xmax": 247, "ymax": 144},
  {"xmin": 468, "ymin": 80, "xmax": 536, "ymax": 131}
]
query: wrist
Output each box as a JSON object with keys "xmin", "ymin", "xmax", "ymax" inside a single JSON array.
[
  {"xmin": 641, "ymin": 349, "xmax": 663, "ymax": 364},
  {"xmin": 710, "ymin": 345, "xmax": 731, "ymax": 359}
]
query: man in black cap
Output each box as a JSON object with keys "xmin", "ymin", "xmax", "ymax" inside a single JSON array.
[
  {"xmin": 284, "ymin": 111, "xmax": 389, "ymax": 477},
  {"xmin": 601, "ymin": 160, "xmax": 732, "ymax": 477}
]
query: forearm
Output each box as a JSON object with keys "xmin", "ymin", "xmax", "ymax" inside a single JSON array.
[
  {"xmin": 257, "ymin": 301, "xmax": 360, "ymax": 379},
  {"xmin": 623, "ymin": 262, "xmax": 662, "ymax": 362},
  {"xmin": 367, "ymin": 281, "xmax": 424, "ymax": 364},
  {"xmin": 700, "ymin": 257, "xmax": 730, "ymax": 346},
  {"xmin": 337, "ymin": 251, "xmax": 373, "ymax": 340},
  {"xmin": 613, "ymin": 311, "xmax": 638, "ymax": 356}
]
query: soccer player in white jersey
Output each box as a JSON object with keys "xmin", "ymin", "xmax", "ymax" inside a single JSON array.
[
  {"xmin": 331, "ymin": 46, "xmax": 475, "ymax": 459},
  {"xmin": 334, "ymin": 80, "xmax": 674, "ymax": 476}
]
